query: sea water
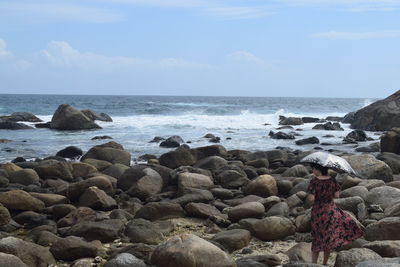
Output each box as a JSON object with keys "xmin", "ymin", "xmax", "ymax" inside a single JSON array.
[{"xmin": 0, "ymin": 94, "xmax": 378, "ymax": 163}]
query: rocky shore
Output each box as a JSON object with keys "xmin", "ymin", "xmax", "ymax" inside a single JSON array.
[{"xmin": 0, "ymin": 91, "xmax": 400, "ymax": 267}]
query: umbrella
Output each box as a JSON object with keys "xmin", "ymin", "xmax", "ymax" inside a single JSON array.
[{"xmin": 300, "ymin": 151, "xmax": 357, "ymax": 176}]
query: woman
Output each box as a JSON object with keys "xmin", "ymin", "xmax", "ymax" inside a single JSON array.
[{"xmin": 307, "ymin": 163, "xmax": 364, "ymax": 265}]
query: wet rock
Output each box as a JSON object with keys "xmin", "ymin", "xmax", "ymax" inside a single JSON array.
[
  {"xmin": 81, "ymin": 109, "xmax": 112, "ymax": 122},
  {"xmin": 13, "ymin": 211, "xmax": 48, "ymax": 228},
  {"xmin": 50, "ymin": 104, "xmax": 101, "ymax": 130},
  {"xmin": 266, "ymin": 202, "xmax": 289, "ymax": 217},
  {"xmin": 279, "ymin": 116, "xmax": 304, "ymax": 126},
  {"xmin": 171, "ymin": 188, "xmax": 213, "ymax": 206},
  {"xmin": 0, "ymin": 121, "xmax": 33, "ymax": 129},
  {"xmin": 8, "ymin": 168, "xmax": 40, "ymax": 186},
  {"xmin": 56, "ymin": 146, "xmax": 83, "ymax": 159},
  {"xmin": 150, "ymin": 234, "xmax": 236, "ymax": 267},
  {"xmin": 160, "ymin": 136, "xmax": 184, "ymax": 148},
  {"xmin": 295, "ymin": 137, "xmax": 319, "ymax": 146},
  {"xmin": 312, "ymin": 122, "xmax": 343, "ymax": 131},
  {"xmin": 344, "ymin": 130, "xmax": 368, "ymax": 143},
  {"xmin": 269, "ymin": 131, "xmax": 296, "ymax": 140},
  {"xmin": 193, "ymin": 156, "xmax": 228, "ymax": 171},
  {"xmin": 92, "ymin": 135, "xmax": 113, "ymax": 140}
]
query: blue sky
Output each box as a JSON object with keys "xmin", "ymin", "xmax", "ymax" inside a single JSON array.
[{"xmin": 0, "ymin": 0, "xmax": 399, "ymax": 98}]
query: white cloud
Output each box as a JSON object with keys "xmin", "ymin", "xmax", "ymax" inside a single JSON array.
[
  {"xmin": 228, "ymin": 51, "xmax": 264, "ymax": 63},
  {"xmin": 0, "ymin": 2, "xmax": 122, "ymax": 23},
  {"xmin": 0, "ymin": 39, "xmax": 12, "ymax": 58},
  {"xmin": 312, "ymin": 30, "xmax": 400, "ymax": 40}
]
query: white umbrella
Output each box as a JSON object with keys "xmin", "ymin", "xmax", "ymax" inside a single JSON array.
[{"xmin": 300, "ymin": 151, "xmax": 357, "ymax": 176}]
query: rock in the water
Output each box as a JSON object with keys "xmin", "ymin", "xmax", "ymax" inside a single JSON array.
[
  {"xmin": 160, "ymin": 136, "xmax": 184, "ymax": 148},
  {"xmin": 81, "ymin": 109, "xmax": 113, "ymax": 122},
  {"xmin": 334, "ymin": 248, "xmax": 381, "ymax": 267},
  {"xmin": 56, "ymin": 146, "xmax": 83, "ymax": 159},
  {"xmin": 269, "ymin": 131, "xmax": 296, "ymax": 140},
  {"xmin": 0, "ymin": 121, "xmax": 33, "ymax": 130},
  {"xmin": 0, "ymin": 236, "xmax": 56, "ymax": 267},
  {"xmin": 150, "ymin": 234, "xmax": 236, "ymax": 267},
  {"xmin": 50, "ymin": 236, "xmax": 98, "ymax": 261},
  {"xmin": 344, "ymin": 130, "xmax": 368, "ymax": 143},
  {"xmin": 349, "ymin": 90, "xmax": 400, "ymax": 131},
  {"xmin": 355, "ymin": 258, "xmax": 400, "ymax": 267},
  {"xmin": 50, "ymin": 104, "xmax": 101, "ymax": 130},
  {"xmin": 212, "ymin": 229, "xmax": 252, "ymax": 253},
  {"xmin": 104, "ymin": 253, "xmax": 147, "ymax": 267},
  {"xmin": 280, "ymin": 117, "xmax": 304, "ymax": 126},
  {"xmin": 295, "ymin": 137, "xmax": 319, "ymax": 146},
  {"xmin": 312, "ymin": 122, "xmax": 344, "ymax": 131}
]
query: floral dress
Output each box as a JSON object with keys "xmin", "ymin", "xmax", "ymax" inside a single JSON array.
[{"xmin": 307, "ymin": 177, "xmax": 364, "ymax": 252}]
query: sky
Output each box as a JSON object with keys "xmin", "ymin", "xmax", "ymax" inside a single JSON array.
[{"xmin": 0, "ymin": 0, "xmax": 399, "ymax": 98}]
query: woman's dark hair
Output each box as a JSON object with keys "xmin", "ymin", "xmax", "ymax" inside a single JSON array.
[{"xmin": 310, "ymin": 163, "xmax": 329, "ymax": 176}]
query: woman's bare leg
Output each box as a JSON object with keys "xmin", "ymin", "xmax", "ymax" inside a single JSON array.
[
  {"xmin": 323, "ymin": 250, "xmax": 330, "ymax": 265},
  {"xmin": 312, "ymin": 251, "xmax": 319, "ymax": 264}
]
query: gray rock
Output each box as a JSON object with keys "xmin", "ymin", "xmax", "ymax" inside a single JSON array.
[
  {"xmin": 68, "ymin": 176, "xmax": 113, "ymax": 200},
  {"xmin": 8, "ymin": 169, "xmax": 40, "ymax": 185},
  {"xmin": 0, "ymin": 252, "xmax": 29, "ymax": 267},
  {"xmin": 365, "ymin": 217, "xmax": 400, "ymax": 241},
  {"xmin": 334, "ymin": 248, "xmax": 381, "ymax": 267},
  {"xmin": 217, "ymin": 169, "xmax": 250, "ymax": 189},
  {"xmin": 125, "ymin": 219, "xmax": 164, "ymax": 245},
  {"xmin": 266, "ymin": 202, "xmax": 289, "ymax": 217},
  {"xmin": 365, "ymin": 186, "xmax": 400, "ymax": 209},
  {"xmin": 312, "ymin": 122, "xmax": 344, "ymax": 131},
  {"xmin": 240, "ymin": 216, "xmax": 296, "ymax": 241},
  {"xmin": 50, "ymin": 104, "xmax": 101, "ymax": 130},
  {"xmin": 377, "ymin": 152, "xmax": 400, "ymax": 174},
  {"xmin": 363, "ymin": 240, "xmax": 400, "ymax": 257},
  {"xmin": 81, "ymin": 109, "xmax": 113, "ymax": 122},
  {"xmin": 381, "ymin": 128, "xmax": 400, "ymax": 155},
  {"xmin": 79, "ymin": 186, "xmax": 117, "ymax": 210},
  {"xmin": 50, "ymin": 236, "xmax": 98, "ymax": 261},
  {"xmin": 212, "ymin": 229, "xmax": 252, "ymax": 253},
  {"xmin": 135, "ymin": 202, "xmax": 185, "ymax": 221},
  {"xmin": 282, "ymin": 165, "xmax": 309, "ymax": 178},
  {"xmin": 295, "ymin": 137, "xmax": 319, "ymax": 146},
  {"xmin": 150, "ymin": 234, "xmax": 236, "ymax": 267},
  {"xmin": 81, "ymin": 142, "xmax": 131, "ymax": 166},
  {"xmin": 185, "ymin": 202, "xmax": 223, "ymax": 218},
  {"xmin": 34, "ymin": 160, "xmax": 73, "ymax": 181},
  {"xmin": 286, "ymin": 242, "xmax": 312, "ymax": 263},
  {"xmin": 356, "ymin": 258, "xmax": 400, "ymax": 267},
  {"xmin": 67, "ymin": 219, "xmax": 124, "ymax": 242},
  {"xmin": 236, "ymin": 254, "xmax": 282, "ymax": 267},
  {"xmin": 177, "ymin": 172, "xmax": 214, "ymax": 193},
  {"xmin": 243, "ymin": 175, "xmax": 278, "ymax": 197},
  {"xmin": 227, "ymin": 202, "xmax": 265, "ymax": 222},
  {"xmin": 104, "ymin": 253, "xmax": 147, "ymax": 267},
  {"xmin": 345, "ymin": 154, "xmax": 393, "ymax": 182},
  {"xmin": 160, "ymin": 136, "xmax": 184, "ymax": 148},
  {"xmin": 340, "ymin": 186, "xmax": 368, "ymax": 200}
]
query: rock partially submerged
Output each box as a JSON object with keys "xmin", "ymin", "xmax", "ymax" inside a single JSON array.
[{"xmin": 50, "ymin": 104, "xmax": 101, "ymax": 130}]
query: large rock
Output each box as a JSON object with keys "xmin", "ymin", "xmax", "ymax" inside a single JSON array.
[
  {"xmin": 312, "ymin": 122, "xmax": 344, "ymax": 131},
  {"xmin": 67, "ymin": 176, "xmax": 113, "ymax": 200},
  {"xmin": 345, "ymin": 154, "xmax": 393, "ymax": 182},
  {"xmin": 34, "ymin": 160, "xmax": 73, "ymax": 181},
  {"xmin": 50, "ymin": 104, "xmax": 101, "ymax": 130},
  {"xmin": 344, "ymin": 130, "xmax": 368, "ymax": 143},
  {"xmin": 227, "ymin": 201, "xmax": 265, "ymax": 222},
  {"xmin": 0, "ymin": 252, "xmax": 29, "ymax": 267},
  {"xmin": 135, "ymin": 202, "xmax": 185, "ymax": 221},
  {"xmin": 377, "ymin": 152, "xmax": 400, "ymax": 174},
  {"xmin": 159, "ymin": 149, "xmax": 198, "ymax": 169},
  {"xmin": 66, "ymin": 219, "xmax": 124, "ymax": 242},
  {"xmin": 355, "ymin": 258, "xmax": 400, "ymax": 267},
  {"xmin": 0, "ymin": 190, "xmax": 45, "ymax": 211},
  {"xmin": 243, "ymin": 175, "xmax": 278, "ymax": 197},
  {"xmin": 57, "ymin": 207, "xmax": 97, "ymax": 227},
  {"xmin": 0, "ymin": 121, "xmax": 33, "ymax": 129},
  {"xmin": 160, "ymin": 136, "xmax": 184, "ymax": 148},
  {"xmin": 125, "ymin": 219, "xmax": 164, "ymax": 245},
  {"xmin": 50, "ymin": 236, "xmax": 98, "ymax": 261},
  {"xmin": 104, "ymin": 253, "xmax": 146, "ymax": 267},
  {"xmin": 56, "ymin": 146, "xmax": 83, "ymax": 159},
  {"xmin": 334, "ymin": 248, "xmax": 381, "ymax": 267},
  {"xmin": 363, "ymin": 240, "xmax": 400, "ymax": 257},
  {"xmin": 0, "ymin": 236, "xmax": 56, "ymax": 267},
  {"xmin": 185, "ymin": 202, "xmax": 223, "ymax": 218},
  {"xmin": 280, "ymin": 116, "xmax": 304, "ymax": 126},
  {"xmin": 349, "ymin": 90, "xmax": 400, "ymax": 131},
  {"xmin": 3, "ymin": 112, "xmax": 42, "ymax": 122},
  {"xmin": 216, "ymin": 169, "xmax": 250, "ymax": 189},
  {"xmin": 365, "ymin": 217, "xmax": 400, "ymax": 241},
  {"xmin": 71, "ymin": 162, "xmax": 98, "ymax": 178},
  {"xmin": 193, "ymin": 156, "xmax": 228, "ymax": 171},
  {"xmin": 81, "ymin": 109, "xmax": 112, "ymax": 122},
  {"xmin": 150, "ymin": 234, "xmax": 236, "ymax": 267},
  {"xmin": 286, "ymin": 242, "xmax": 312, "ymax": 263},
  {"xmin": 81, "ymin": 142, "xmax": 131, "ymax": 166},
  {"xmin": 212, "ymin": 229, "xmax": 252, "ymax": 253},
  {"xmin": 8, "ymin": 168, "xmax": 40, "ymax": 185},
  {"xmin": 178, "ymin": 172, "xmax": 214, "ymax": 194},
  {"xmin": 365, "ymin": 186, "xmax": 400, "ymax": 209},
  {"xmin": 79, "ymin": 186, "xmax": 117, "ymax": 210},
  {"xmin": 381, "ymin": 128, "xmax": 400, "ymax": 155},
  {"xmin": 282, "ymin": 165, "xmax": 309, "ymax": 178},
  {"xmin": 240, "ymin": 216, "xmax": 296, "ymax": 241},
  {"xmin": 295, "ymin": 137, "xmax": 319, "ymax": 146},
  {"xmin": 0, "ymin": 204, "xmax": 11, "ymax": 225}
]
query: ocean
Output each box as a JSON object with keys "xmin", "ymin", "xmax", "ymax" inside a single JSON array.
[{"xmin": 0, "ymin": 94, "xmax": 378, "ymax": 163}]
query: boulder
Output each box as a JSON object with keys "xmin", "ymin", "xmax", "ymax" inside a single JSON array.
[
  {"xmin": 171, "ymin": 188, "xmax": 214, "ymax": 206},
  {"xmin": 295, "ymin": 137, "xmax": 319, "ymax": 146},
  {"xmin": 280, "ymin": 117, "xmax": 304, "ymax": 126},
  {"xmin": 50, "ymin": 236, "xmax": 98, "ymax": 261},
  {"xmin": 365, "ymin": 186, "xmax": 400, "ymax": 209},
  {"xmin": 5, "ymin": 112, "xmax": 42, "ymax": 122},
  {"xmin": 102, "ymin": 163, "xmax": 130, "ymax": 179},
  {"xmin": 8, "ymin": 168, "xmax": 40, "ymax": 185},
  {"xmin": 118, "ymin": 167, "xmax": 162, "ymax": 200},
  {"xmin": 345, "ymin": 154, "xmax": 393, "ymax": 182},
  {"xmin": 282, "ymin": 165, "xmax": 309, "ymax": 178},
  {"xmin": 81, "ymin": 109, "xmax": 112, "ymax": 122},
  {"xmin": 67, "ymin": 176, "xmax": 113, "ymax": 200},
  {"xmin": 185, "ymin": 202, "xmax": 223, "ymax": 218},
  {"xmin": 82, "ymin": 158, "xmax": 113, "ymax": 171},
  {"xmin": 178, "ymin": 172, "xmax": 214, "ymax": 194},
  {"xmin": 355, "ymin": 258, "xmax": 400, "ymax": 267},
  {"xmin": 34, "ymin": 160, "xmax": 73, "ymax": 181},
  {"xmin": 381, "ymin": 128, "xmax": 400, "ymax": 155},
  {"xmin": 195, "ymin": 144, "xmax": 228, "ymax": 158},
  {"xmin": 79, "ymin": 186, "xmax": 117, "ymax": 210},
  {"xmin": 56, "ymin": 146, "xmax": 83, "ymax": 159},
  {"xmin": 363, "ymin": 240, "xmax": 400, "ymax": 257},
  {"xmin": 376, "ymin": 152, "xmax": 400, "ymax": 174},
  {"xmin": 242, "ymin": 175, "xmax": 278, "ymax": 197},
  {"xmin": 286, "ymin": 242, "xmax": 312, "ymax": 263},
  {"xmin": 0, "ymin": 163, "xmax": 22, "ymax": 175},
  {"xmin": 0, "ymin": 252, "xmax": 29, "ymax": 267},
  {"xmin": 334, "ymin": 248, "xmax": 381, "ymax": 267},
  {"xmin": 159, "ymin": 149, "xmax": 198, "ymax": 169},
  {"xmin": 0, "ymin": 190, "xmax": 45, "ymax": 211},
  {"xmin": 236, "ymin": 254, "xmax": 282, "ymax": 267},
  {"xmin": 227, "ymin": 202, "xmax": 265, "ymax": 222},
  {"xmin": 0, "ymin": 236, "xmax": 56, "ymax": 267},
  {"xmin": 50, "ymin": 104, "xmax": 101, "ymax": 130},
  {"xmin": 240, "ymin": 216, "xmax": 296, "ymax": 241},
  {"xmin": 13, "ymin": 211, "xmax": 48, "ymax": 228},
  {"xmin": 344, "ymin": 130, "xmax": 368, "ymax": 143},
  {"xmin": 269, "ymin": 131, "xmax": 295, "ymax": 140},
  {"xmin": 365, "ymin": 217, "xmax": 400, "ymax": 241},
  {"xmin": 312, "ymin": 122, "xmax": 344, "ymax": 131},
  {"xmin": 160, "ymin": 136, "xmax": 184, "ymax": 148},
  {"xmin": 340, "ymin": 186, "xmax": 368, "ymax": 200},
  {"xmin": 135, "ymin": 202, "xmax": 185, "ymax": 221},
  {"xmin": 216, "ymin": 169, "xmax": 250, "ymax": 189},
  {"xmin": 0, "ymin": 121, "xmax": 33, "ymax": 130},
  {"xmin": 355, "ymin": 142, "xmax": 380, "ymax": 153},
  {"xmin": 67, "ymin": 219, "xmax": 124, "ymax": 242},
  {"xmin": 193, "ymin": 156, "xmax": 228, "ymax": 171},
  {"xmin": 57, "ymin": 207, "xmax": 97, "ymax": 227},
  {"xmin": 266, "ymin": 202, "xmax": 290, "ymax": 217},
  {"xmin": 150, "ymin": 234, "xmax": 236, "ymax": 267},
  {"xmin": 71, "ymin": 162, "xmax": 98, "ymax": 178},
  {"xmin": 81, "ymin": 142, "xmax": 131, "ymax": 166},
  {"xmin": 0, "ymin": 204, "xmax": 11, "ymax": 225},
  {"xmin": 385, "ymin": 202, "xmax": 400, "ymax": 217},
  {"xmin": 212, "ymin": 229, "xmax": 252, "ymax": 253},
  {"xmin": 125, "ymin": 219, "xmax": 164, "ymax": 245},
  {"xmin": 349, "ymin": 90, "xmax": 400, "ymax": 131},
  {"xmin": 104, "ymin": 253, "xmax": 146, "ymax": 267}
]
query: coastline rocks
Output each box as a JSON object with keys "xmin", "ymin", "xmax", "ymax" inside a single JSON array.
[
  {"xmin": 279, "ymin": 116, "xmax": 304, "ymax": 126},
  {"xmin": 0, "ymin": 190, "xmax": 45, "ymax": 211},
  {"xmin": 295, "ymin": 137, "xmax": 319, "ymax": 146},
  {"xmin": 0, "ymin": 121, "xmax": 34, "ymax": 130},
  {"xmin": 381, "ymin": 128, "xmax": 400, "ymax": 155},
  {"xmin": 79, "ymin": 186, "xmax": 117, "ymax": 210},
  {"xmin": 0, "ymin": 204, "xmax": 11, "ymax": 225},
  {"xmin": 269, "ymin": 131, "xmax": 295, "ymax": 140},
  {"xmin": 67, "ymin": 176, "xmax": 113, "ymax": 200},
  {"xmin": 334, "ymin": 248, "xmax": 381, "ymax": 267},
  {"xmin": 242, "ymin": 175, "xmax": 278, "ymax": 197},
  {"xmin": 312, "ymin": 122, "xmax": 344, "ymax": 131},
  {"xmin": 236, "ymin": 254, "xmax": 282, "ymax": 267},
  {"xmin": 160, "ymin": 136, "xmax": 184, "ymax": 148},
  {"xmin": 81, "ymin": 142, "xmax": 131, "ymax": 166},
  {"xmin": 212, "ymin": 229, "xmax": 252, "ymax": 253},
  {"xmin": 81, "ymin": 109, "xmax": 113, "ymax": 122},
  {"xmin": 344, "ymin": 130, "xmax": 367, "ymax": 143},
  {"xmin": 159, "ymin": 149, "xmax": 198, "ymax": 169},
  {"xmin": 1, "ymin": 112, "xmax": 42, "ymax": 122},
  {"xmin": 185, "ymin": 202, "xmax": 223, "ymax": 218},
  {"xmin": 50, "ymin": 236, "xmax": 98, "ymax": 261},
  {"xmin": 66, "ymin": 219, "xmax": 124, "ymax": 242},
  {"xmin": 286, "ymin": 242, "xmax": 312, "ymax": 263},
  {"xmin": 282, "ymin": 165, "xmax": 309, "ymax": 178},
  {"xmin": 349, "ymin": 90, "xmax": 400, "ymax": 131},
  {"xmin": 34, "ymin": 160, "xmax": 73, "ymax": 181},
  {"xmin": 365, "ymin": 186, "xmax": 400, "ymax": 209},
  {"xmin": 0, "ymin": 252, "xmax": 29, "ymax": 267},
  {"xmin": 0, "ymin": 236, "xmax": 56, "ymax": 267},
  {"xmin": 150, "ymin": 234, "xmax": 236, "ymax": 267},
  {"xmin": 240, "ymin": 216, "xmax": 296, "ymax": 241},
  {"xmin": 56, "ymin": 146, "xmax": 83, "ymax": 159},
  {"xmin": 135, "ymin": 202, "xmax": 185, "ymax": 221},
  {"xmin": 125, "ymin": 219, "xmax": 164, "ymax": 244},
  {"xmin": 345, "ymin": 154, "xmax": 393, "ymax": 182},
  {"xmin": 365, "ymin": 217, "xmax": 400, "ymax": 241},
  {"xmin": 363, "ymin": 240, "xmax": 400, "ymax": 257},
  {"xmin": 193, "ymin": 156, "xmax": 228, "ymax": 171},
  {"xmin": 8, "ymin": 168, "xmax": 40, "ymax": 185},
  {"xmin": 216, "ymin": 169, "xmax": 249, "ymax": 189},
  {"xmin": 104, "ymin": 253, "xmax": 147, "ymax": 267},
  {"xmin": 376, "ymin": 152, "xmax": 400, "ymax": 174},
  {"xmin": 50, "ymin": 104, "xmax": 101, "ymax": 130},
  {"xmin": 178, "ymin": 172, "xmax": 214, "ymax": 193},
  {"xmin": 227, "ymin": 202, "xmax": 265, "ymax": 221}
]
